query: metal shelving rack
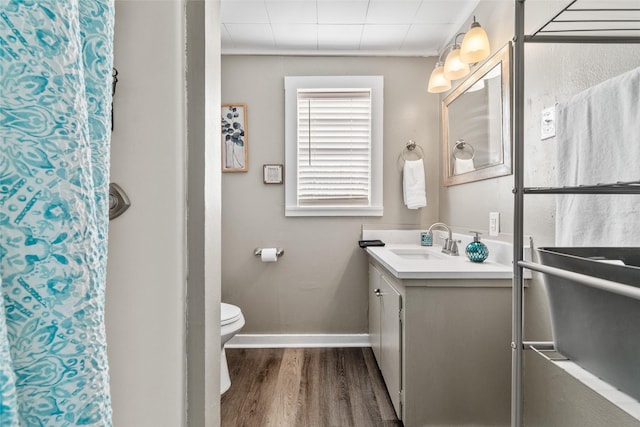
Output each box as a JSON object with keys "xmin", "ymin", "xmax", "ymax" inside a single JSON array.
[{"xmin": 511, "ymin": 1, "xmax": 640, "ymax": 426}]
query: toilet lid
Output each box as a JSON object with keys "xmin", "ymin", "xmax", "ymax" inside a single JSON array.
[{"xmin": 221, "ymin": 303, "xmax": 242, "ymax": 326}]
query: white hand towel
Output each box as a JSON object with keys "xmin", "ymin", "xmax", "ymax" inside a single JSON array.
[
  {"xmin": 403, "ymin": 159, "xmax": 427, "ymax": 209},
  {"xmin": 454, "ymin": 158, "xmax": 475, "ymax": 174}
]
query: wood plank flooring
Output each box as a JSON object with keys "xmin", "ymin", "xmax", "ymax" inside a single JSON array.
[{"xmin": 221, "ymin": 347, "xmax": 403, "ymax": 427}]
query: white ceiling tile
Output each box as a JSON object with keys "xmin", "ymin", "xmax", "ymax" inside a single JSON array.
[
  {"xmin": 414, "ymin": 1, "xmax": 467, "ymax": 24},
  {"xmin": 221, "ymin": 1, "xmax": 271, "ymax": 24},
  {"xmin": 317, "ymin": 0, "xmax": 369, "ymax": 24},
  {"xmin": 265, "ymin": 0, "xmax": 318, "ymax": 24},
  {"xmin": 318, "ymin": 25, "xmax": 363, "ymax": 50},
  {"xmin": 220, "ymin": 0, "xmax": 481, "ymax": 55},
  {"xmin": 365, "ymin": 1, "xmax": 422, "ymax": 24},
  {"xmin": 272, "ymin": 24, "xmax": 318, "ymax": 49},
  {"xmin": 360, "ymin": 24, "xmax": 410, "ymax": 50},
  {"xmin": 224, "ymin": 24, "xmax": 276, "ymax": 49},
  {"xmin": 402, "ymin": 24, "xmax": 451, "ymax": 54}
]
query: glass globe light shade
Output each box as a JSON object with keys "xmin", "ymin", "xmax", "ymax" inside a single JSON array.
[
  {"xmin": 460, "ymin": 21, "xmax": 491, "ymax": 64},
  {"xmin": 443, "ymin": 46, "xmax": 470, "ymax": 81},
  {"xmin": 427, "ymin": 63, "xmax": 451, "ymax": 93}
]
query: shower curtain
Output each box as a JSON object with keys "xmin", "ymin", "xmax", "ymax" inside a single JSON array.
[{"xmin": 0, "ymin": 1, "xmax": 114, "ymax": 425}]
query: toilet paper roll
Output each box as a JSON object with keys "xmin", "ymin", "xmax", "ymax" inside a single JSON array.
[{"xmin": 261, "ymin": 248, "xmax": 278, "ymax": 262}]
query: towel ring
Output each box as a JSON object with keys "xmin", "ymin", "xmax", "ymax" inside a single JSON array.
[
  {"xmin": 452, "ymin": 139, "xmax": 475, "ymax": 160},
  {"xmin": 402, "ymin": 139, "xmax": 424, "ymax": 160}
]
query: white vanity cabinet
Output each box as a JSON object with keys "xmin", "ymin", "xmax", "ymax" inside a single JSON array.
[
  {"xmin": 368, "ymin": 263, "xmax": 403, "ymax": 417},
  {"xmin": 368, "ymin": 259, "xmax": 513, "ymax": 427}
]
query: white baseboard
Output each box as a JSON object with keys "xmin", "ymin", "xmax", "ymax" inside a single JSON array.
[{"xmin": 226, "ymin": 333, "xmax": 371, "ymax": 349}]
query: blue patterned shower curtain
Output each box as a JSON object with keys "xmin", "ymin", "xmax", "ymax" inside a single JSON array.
[{"xmin": 0, "ymin": 1, "xmax": 114, "ymax": 425}]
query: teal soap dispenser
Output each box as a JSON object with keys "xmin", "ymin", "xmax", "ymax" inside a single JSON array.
[{"xmin": 466, "ymin": 231, "xmax": 489, "ymax": 263}]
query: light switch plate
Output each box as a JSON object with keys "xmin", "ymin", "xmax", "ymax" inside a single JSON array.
[
  {"xmin": 489, "ymin": 212, "xmax": 500, "ymax": 236},
  {"xmin": 541, "ymin": 106, "xmax": 556, "ymax": 140}
]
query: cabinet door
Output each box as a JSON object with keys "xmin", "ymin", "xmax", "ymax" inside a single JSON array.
[
  {"xmin": 368, "ymin": 263, "xmax": 382, "ymax": 363},
  {"xmin": 379, "ymin": 274, "xmax": 402, "ymax": 418}
]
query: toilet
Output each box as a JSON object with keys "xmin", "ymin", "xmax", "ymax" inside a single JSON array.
[{"xmin": 220, "ymin": 302, "xmax": 245, "ymax": 394}]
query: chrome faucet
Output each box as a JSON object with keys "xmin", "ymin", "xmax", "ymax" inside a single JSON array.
[
  {"xmin": 424, "ymin": 222, "xmax": 459, "ymax": 256},
  {"xmin": 448, "ymin": 239, "xmax": 460, "ymax": 256}
]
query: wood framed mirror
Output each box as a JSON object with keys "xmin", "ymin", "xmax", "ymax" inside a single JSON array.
[{"xmin": 442, "ymin": 42, "xmax": 512, "ymax": 186}]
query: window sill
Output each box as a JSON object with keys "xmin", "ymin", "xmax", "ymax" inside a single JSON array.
[{"xmin": 285, "ymin": 205, "xmax": 383, "ymax": 217}]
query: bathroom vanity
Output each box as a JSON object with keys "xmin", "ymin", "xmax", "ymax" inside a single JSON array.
[{"xmin": 365, "ymin": 230, "xmax": 529, "ymax": 427}]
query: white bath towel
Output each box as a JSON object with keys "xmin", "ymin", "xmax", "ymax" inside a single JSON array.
[
  {"xmin": 403, "ymin": 159, "xmax": 427, "ymax": 209},
  {"xmin": 555, "ymin": 66, "xmax": 640, "ymax": 246},
  {"xmin": 454, "ymin": 158, "xmax": 475, "ymax": 175}
]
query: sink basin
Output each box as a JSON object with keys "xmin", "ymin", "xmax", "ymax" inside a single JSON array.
[{"xmin": 390, "ymin": 248, "xmax": 447, "ymax": 260}]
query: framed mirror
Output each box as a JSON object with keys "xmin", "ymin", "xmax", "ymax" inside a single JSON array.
[{"xmin": 442, "ymin": 42, "xmax": 512, "ymax": 186}]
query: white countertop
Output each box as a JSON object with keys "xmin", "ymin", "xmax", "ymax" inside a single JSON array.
[{"xmin": 363, "ymin": 229, "xmax": 531, "ymax": 281}]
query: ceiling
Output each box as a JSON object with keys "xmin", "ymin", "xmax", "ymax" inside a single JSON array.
[{"xmin": 220, "ymin": 0, "xmax": 480, "ymax": 56}]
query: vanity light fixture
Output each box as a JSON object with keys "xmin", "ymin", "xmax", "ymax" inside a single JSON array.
[{"xmin": 427, "ymin": 16, "xmax": 491, "ymax": 94}]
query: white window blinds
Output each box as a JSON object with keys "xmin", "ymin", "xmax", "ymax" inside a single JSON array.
[
  {"xmin": 296, "ymin": 89, "xmax": 372, "ymax": 206},
  {"xmin": 284, "ymin": 75, "xmax": 383, "ymax": 217}
]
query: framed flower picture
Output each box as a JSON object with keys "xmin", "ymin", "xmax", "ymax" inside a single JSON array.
[{"xmin": 221, "ymin": 103, "xmax": 248, "ymax": 172}]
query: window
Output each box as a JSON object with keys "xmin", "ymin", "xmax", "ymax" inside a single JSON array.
[{"xmin": 285, "ymin": 76, "xmax": 383, "ymax": 216}]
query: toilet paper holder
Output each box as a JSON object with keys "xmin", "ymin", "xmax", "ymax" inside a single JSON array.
[{"xmin": 254, "ymin": 248, "xmax": 284, "ymax": 258}]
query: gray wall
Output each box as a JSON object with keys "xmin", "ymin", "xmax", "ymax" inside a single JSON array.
[
  {"xmin": 440, "ymin": 1, "xmax": 640, "ymax": 425},
  {"xmin": 108, "ymin": 1, "xmax": 187, "ymax": 425},
  {"xmin": 109, "ymin": 2, "xmax": 223, "ymax": 426},
  {"xmin": 221, "ymin": 56, "xmax": 439, "ymax": 334},
  {"xmin": 186, "ymin": 1, "xmax": 207, "ymax": 422},
  {"xmin": 186, "ymin": 1, "xmax": 222, "ymax": 426}
]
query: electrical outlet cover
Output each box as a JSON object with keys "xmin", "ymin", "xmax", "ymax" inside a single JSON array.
[
  {"xmin": 489, "ymin": 212, "xmax": 500, "ymax": 236},
  {"xmin": 541, "ymin": 106, "xmax": 556, "ymax": 140}
]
